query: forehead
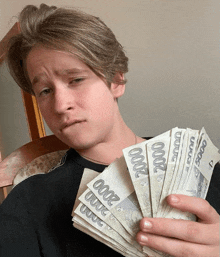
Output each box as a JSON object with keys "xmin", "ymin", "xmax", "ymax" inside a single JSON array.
[{"xmin": 26, "ymin": 46, "xmax": 90, "ymax": 81}]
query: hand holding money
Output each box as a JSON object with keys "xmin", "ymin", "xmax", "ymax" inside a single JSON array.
[
  {"xmin": 72, "ymin": 127, "xmax": 220, "ymax": 257},
  {"xmin": 137, "ymin": 194, "xmax": 220, "ymax": 257}
]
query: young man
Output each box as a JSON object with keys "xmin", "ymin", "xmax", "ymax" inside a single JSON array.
[{"xmin": 0, "ymin": 4, "xmax": 219, "ymax": 257}]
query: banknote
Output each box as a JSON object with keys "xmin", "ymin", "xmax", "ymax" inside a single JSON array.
[
  {"xmin": 168, "ymin": 129, "xmax": 189, "ymax": 194},
  {"xmin": 72, "ymin": 127, "xmax": 220, "ymax": 257},
  {"xmin": 165, "ymin": 128, "xmax": 220, "ymax": 220},
  {"xmin": 177, "ymin": 129, "xmax": 199, "ymax": 191},
  {"xmin": 156, "ymin": 128, "xmax": 185, "ymax": 217},
  {"xmin": 86, "ymin": 156, "xmax": 161, "ymax": 257},
  {"xmin": 74, "ymin": 222, "xmax": 130, "ymax": 257},
  {"xmin": 72, "ymin": 168, "xmax": 100, "ymax": 214},
  {"xmin": 185, "ymin": 128, "xmax": 220, "ymax": 198},
  {"xmin": 87, "ymin": 156, "xmax": 142, "ymax": 237},
  {"xmin": 72, "ymin": 169, "xmax": 126, "ymax": 253},
  {"xmin": 73, "ymin": 168, "xmax": 144, "ymax": 256},
  {"xmin": 146, "ymin": 131, "xmax": 171, "ymax": 217},
  {"xmin": 73, "ymin": 214, "xmax": 128, "ymax": 256},
  {"xmin": 123, "ymin": 140, "xmax": 152, "ymax": 218},
  {"xmin": 79, "ymin": 187, "xmax": 134, "ymax": 245},
  {"xmin": 74, "ymin": 202, "xmax": 145, "ymax": 257}
]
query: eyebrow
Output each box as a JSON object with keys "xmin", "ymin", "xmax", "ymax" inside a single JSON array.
[
  {"xmin": 32, "ymin": 74, "xmax": 45, "ymax": 87},
  {"xmin": 31, "ymin": 68, "xmax": 89, "ymax": 86},
  {"xmin": 57, "ymin": 68, "xmax": 89, "ymax": 76}
]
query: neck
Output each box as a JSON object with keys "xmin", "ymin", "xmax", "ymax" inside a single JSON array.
[{"xmin": 76, "ymin": 119, "xmax": 145, "ymax": 165}]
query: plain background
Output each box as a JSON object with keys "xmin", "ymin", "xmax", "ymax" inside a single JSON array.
[{"xmin": 0, "ymin": 0, "xmax": 220, "ymax": 158}]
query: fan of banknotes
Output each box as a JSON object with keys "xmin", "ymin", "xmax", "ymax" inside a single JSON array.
[{"xmin": 72, "ymin": 127, "xmax": 220, "ymax": 257}]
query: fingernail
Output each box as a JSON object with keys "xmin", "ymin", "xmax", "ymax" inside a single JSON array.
[
  {"xmin": 170, "ymin": 195, "xmax": 179, "ymax": 203},
  {"xmin": 143, "ymin": 221, "xmax": 152, "ymax": 230},
  {"xmin": 140, "ymin": 234, "xmax": 148, "ymax": 244}
]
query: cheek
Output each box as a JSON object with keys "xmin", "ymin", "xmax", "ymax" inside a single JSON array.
[
  {"xmin": 38, "ymin": 102, "xmax": 47, "ymax": 117},
  {"xmin": 37, "ymin": 102, "xmax": 54, "ymax": 127},
  {"xmin": 88, "ymin": 93, "xmax": 114, "ymax": 121}
]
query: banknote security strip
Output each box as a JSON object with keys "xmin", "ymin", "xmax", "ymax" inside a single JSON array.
[{"xmin": 72, "ymin": 127, "xmax": 220, "ymax": 257}]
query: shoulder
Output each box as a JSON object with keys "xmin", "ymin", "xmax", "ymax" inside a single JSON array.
[{"xmin": 1, "ymin": 148, "xmax": 84, "ymax": 210}]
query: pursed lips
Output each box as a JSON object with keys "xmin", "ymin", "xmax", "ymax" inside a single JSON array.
[{"xmin": 60, "ymin": 119, "xmax": 86, "ymax": 131}]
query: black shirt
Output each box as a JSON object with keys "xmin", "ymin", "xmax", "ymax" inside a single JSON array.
[{"xmin": 0, "ymin": 147, "xmax": 219, "ymax": 257}]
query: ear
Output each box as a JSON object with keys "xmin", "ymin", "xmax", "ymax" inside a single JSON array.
[{"xmin": 110, "ymin": 73, "xmax": 125, "ymax": 99}]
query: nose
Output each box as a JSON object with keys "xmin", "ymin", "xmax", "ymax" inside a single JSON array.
[{"xmin": 53, "ymin": 85, "xmax": 74, "ymax": 115}]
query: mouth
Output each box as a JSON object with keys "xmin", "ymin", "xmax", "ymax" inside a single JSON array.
[{"xmin": 60, "ymin": 120, "xmax": 86, "ymax": 131}]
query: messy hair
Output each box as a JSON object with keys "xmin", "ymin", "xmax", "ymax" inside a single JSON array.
[{"xmin": 6, "ymin": 4, "xmax": 129, "ymax": 95}]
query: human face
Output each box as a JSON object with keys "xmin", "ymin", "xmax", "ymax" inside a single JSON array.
[{"xmin": 26, "ymin": 46, "xmax": 124, "ymax": 150}]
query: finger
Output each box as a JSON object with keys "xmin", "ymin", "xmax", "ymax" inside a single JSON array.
[
  {"xmin": 139, "ymin": 217, "xmax": 219, "ymax": 245},
  {"xmin": 166, "ymin": 194, "xmax": 219, "ymax": 223},
  {"xmin": 136, "ymin": 231, "xmax": 218, "ymax": 257}
]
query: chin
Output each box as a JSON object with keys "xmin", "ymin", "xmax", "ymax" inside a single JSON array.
[{"xmin": 59, "ymin": 134, "xmax": 96, "ymax": 150}]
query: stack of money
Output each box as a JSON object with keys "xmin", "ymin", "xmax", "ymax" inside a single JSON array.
[{"xmin": 72, "ymin": 127, "xmax": 220, "ymax": 257}]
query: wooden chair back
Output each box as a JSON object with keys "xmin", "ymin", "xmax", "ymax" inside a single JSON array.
[{"xmin": 0, "ymin": 135, "xmax": 69, "ymax": 202}]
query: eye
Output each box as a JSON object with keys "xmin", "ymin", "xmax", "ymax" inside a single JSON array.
[
  {"xmin": 39, "ymin": 88, "xmax": 52, "ymax": 96},
  {"xmin": 69, "ymin": 77, "xmax": 84, "ymax": 85}
]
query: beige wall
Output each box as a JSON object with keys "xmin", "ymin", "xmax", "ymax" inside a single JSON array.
[
  {"xmin": 0, "ymin": 62, "xmax": 30, "ymax": 158},
  {"xmin": 0, "ymin": 0, "xmax": 220, "ymax": 156}
]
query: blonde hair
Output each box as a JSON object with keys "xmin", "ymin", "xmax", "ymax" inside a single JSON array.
[{"xmin": 7, "ymin": 4, "xmax": 129, "ymax": 95}]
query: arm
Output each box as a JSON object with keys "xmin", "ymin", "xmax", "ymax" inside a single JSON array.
[{"xmin": 136, "ymin": 194, "xmax": 220, "ymax": 257}]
